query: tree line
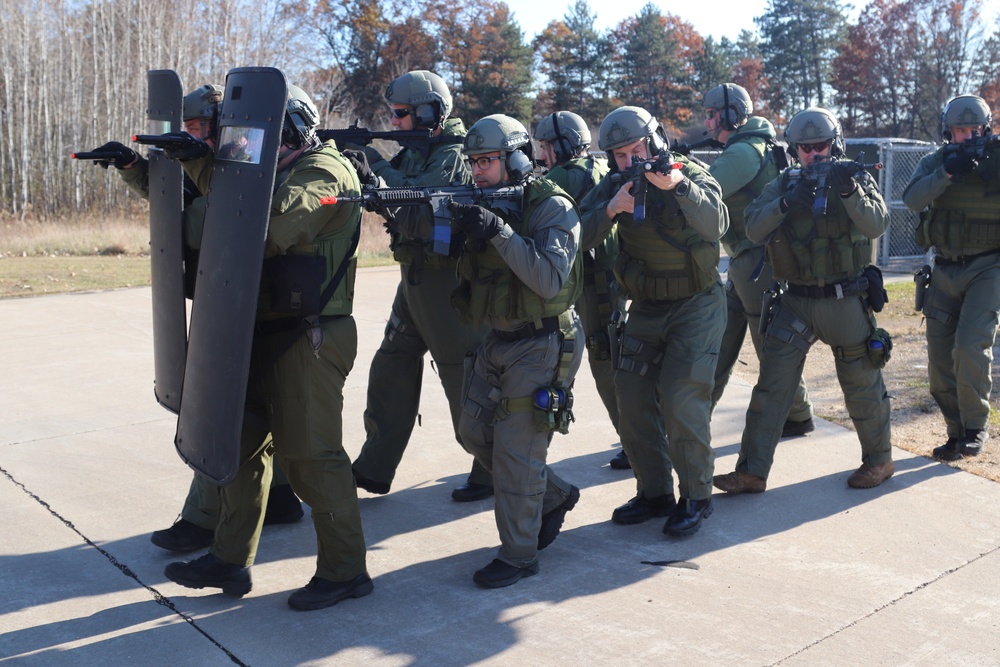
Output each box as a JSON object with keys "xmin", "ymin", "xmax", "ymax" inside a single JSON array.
[{"xmin": 1, "ymin": 0, "xmax": 997, "ymax": 218}]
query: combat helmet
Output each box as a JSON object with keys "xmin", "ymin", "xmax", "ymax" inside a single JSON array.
[
  {"xmin": 598, "ymin": 106, "xmax": 668, "ymax": 154},
  {"xmin": 534, "ymin": 111, "xmax": 592, "ymax": 163},
  {"xmin": 282, "ymin": 84, "xmax": 320, "ymax": 148},
  {"xmin": 702, "ymin": 83, "xmax": 753, "ymax": 132},
  {"xmin": 784, "ymin": 107, "xmax": 844, "ymax": 159},
  {"xmin": 384, "ymin": 70, "xmax": 452, "ymax": 129},
  {"xmin": 941, "ymin": 94, "xmax": 992, "ymax": 140},
  {"xmin": 182, "ymin": 84, "xmax": 223, "ymax": 121},
  {"xmin": 464, "ymin": 114, "xmax": 534, "ymax": 182}
]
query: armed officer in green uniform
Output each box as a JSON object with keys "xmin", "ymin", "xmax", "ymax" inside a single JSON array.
[
  {"xmin": 164, "ymin": 85, "xmax": 372, "ymax": 611},
  {"xmin": 903, "ymin": 94, "xmax": 999, "ymax": 461},
  {"xmin": 86, "ymin": 84, "xmax": 303, "ymax": 553},
  {"xmin": 533, "ymin": 111, "xmax": 627, "ymax": 469},
  {"xmin": 579, "ymin": 106, "xmax": 728, "ymax": 537},
  {"xmin": 714, "ymin": 107, "xmax": 895, "ymax": 495},
  {"xmin": 451, "ymin": 114, "xmax": 583, "ymax": 588},
  {"xmin": 350, "ymin": 70, "xmax": 493, "ymax": 502},
  {"xmin": 702, "ymin": 83, "xmax": 816, "ymax": 438}
]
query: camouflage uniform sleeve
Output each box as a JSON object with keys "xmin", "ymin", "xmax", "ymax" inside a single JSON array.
[
  {"xmin": 902, "ymin": 151, "xmax": 950, "ymax": 213},
  {"xmin": 674, "ymin": 165, "xmax": 729, "ymax": 241},
  {"xmin": 266, "ymin": 159, "xmax": 360, "ymax": 255},
  {"xmin": 843, "ymin": 174, "xmax": 889, "ymax": 239},
  {"xmin": 492, "ymin": 195, "xmax": 579, "ymax": 299},
  {"xmin": 709, "ymin": 142, "xmax": 761, "ymax": 199},
  {"xmin": 744, "ymin": 175, "xmax": 788, "ymax": 244},
  {"xmin": 368, "ymin": 145, "xmax": 471, "ymax": 187},
  {"xmin": 577, "ymin": 176, "xmax": 616, "ymax": 252},
  {"xmin": 180, "ymin": 154, "xmax": 214, "ymax": 196},
  {"xmin": 117, "ymin": 157, "xmax": 150, "ymax": 200}
]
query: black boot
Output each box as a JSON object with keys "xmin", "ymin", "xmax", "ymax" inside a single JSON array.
[
  {"xmin": 164, "ymin": 553, "xmax": 252, "ymax": 596},
  {"xmin": 611, "ymin": 494, "xmax": 676, "ymax": 525},
  {"xmin": 538, "ymin": 486, "xmax": 580, "ymax": 550},
  {"xmin": 609, "ymin": 450, "xmax": 631, "ymax": 469},
  {"xmin": 662, "ymin": 497, "xmax": 714, "ymax": 538},
  {"xmin": 150, "ymin": 519, "xmax": 214, "ymax": 553},
  {"xmin": 451, "ymin": 481, "xmax": 494, "ymax": 502},
  {"xmin": 473, "ymin": 559, "xmax": 539, "ymax": 589},
  {"xmin": 287, "ymin": 572, "xmax": 374, "ymax": 611}
]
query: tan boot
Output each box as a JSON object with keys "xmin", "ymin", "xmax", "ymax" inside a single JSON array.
[
  {"xmin": 847, "ymin": 460, "xmax": 895, "ymax": 489},
  {"xmin": 712, "ymin": 471, "xmax": 767, "ymax": 494}
]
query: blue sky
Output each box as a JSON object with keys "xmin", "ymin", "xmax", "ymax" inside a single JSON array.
[{"xmin": 504, "ymin": 0, "xmax": 1000, "ymax": 43}]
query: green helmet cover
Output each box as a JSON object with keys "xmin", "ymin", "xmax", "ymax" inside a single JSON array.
[
  {"xmin": 384, "ymin": 70, "xmax": 453, "ymax": 126},
  {"xmin": 182, "ymin": 84, "xmax": 223, "ymax": 121}
]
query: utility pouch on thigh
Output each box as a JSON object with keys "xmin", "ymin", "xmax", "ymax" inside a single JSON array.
[
  {"xmin": 914, "ymin": 264, "xmax": 931, "ymax": 312},
  {"xmin": 264, "ymin": 255, "xmax": 327, "ymax": 315},
  {"xmin": 618, "ymin": 333, "xmax": 664, "ymax": 377},
  {"xmin": 862, "ymin": 265, "xmax": 888, "ymax": 313},
  {"xmin": 767, "ymin": 304, "xmax": 817, "ymax": 354},
  {"xmin": 922, "ymin": 281, "xmax": 960, "ymax": 324},
  {"xmin": 867, "ymin": 328, "xmax": 893, "ymax": 368}
]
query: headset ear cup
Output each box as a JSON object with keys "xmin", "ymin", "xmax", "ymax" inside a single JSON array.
[
  {"xmin": 414, "ymin": 103, "xmax": 438, "ymax": 127},
  {"xmin": 506, "ymin": 150, "xmax": 533, "ymax": 181},
  {"xmin": 723, "ymin": 108, "xmax": 737, "ymax": 132}
]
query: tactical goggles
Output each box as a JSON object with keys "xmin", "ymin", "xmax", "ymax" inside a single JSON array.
[
  {"xmin": 797, "ymin": 140, "xmax": 832, "ymax": 154},
  {"xmin": 391, "ymin": 108, "xmax": 412, "ymax": 119},
  {"xmin": 704, "ymin": 108, "xmax": 718, "ymax": 120},
  {"xmin": 465, "ymin": 155, "xmax": 503, "ymax": 170}
]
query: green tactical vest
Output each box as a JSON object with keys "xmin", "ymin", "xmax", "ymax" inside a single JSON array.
[
  {"xmin": 614, "ymin": 155, "xmax": 720, "ymax": 302},
  {"xmin": 453, "ymin": 178, "xmax": 582, "ymax": 328},
  {"xmin": 719, "ymin": 134, "xmax": 781, "ymax": 260},
  {"xmin": 766, "ymin": 165, "xmax": 872, "ymax": 286},
  {"xmin": 267, "ymin": 147, "xmax": 362, "ymax": 318},
  {"xmin": 389, "ymin": 121, "xmax": 468, "ymax": 268},
  {"xmin": 915, "ymin": 148, "xmax": 1000, "ymax": 258}
]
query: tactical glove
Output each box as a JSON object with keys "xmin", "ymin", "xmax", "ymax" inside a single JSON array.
[
  {"xmin": 828, "ymin": 162, "xmax": 857, "ymax": 194},
  {"xmin": 159, "ymin": 132, "xmax": 211, "ymax": 161},
  {"xmin": 944, "ymin": 151, "xmax": 978, "ymax": 177},
  {"xmin": 784, "ymin": 179, "xmax": 815, "ymax": 212},
  {"xmin": 449, "ymin": 202, "xmax": 503, "ymax": 240},
  {"xmin": 342, "ymin": 149, "xmax": 379, "ymax": 187},
  {"xmin": 91, "ymin": 141, "xmax": 140, "ymax": 170}
]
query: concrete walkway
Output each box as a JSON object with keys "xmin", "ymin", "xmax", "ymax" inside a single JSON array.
[{"xmin": 1, "ymin": 266, "xmax": 998, "ymax": 666}]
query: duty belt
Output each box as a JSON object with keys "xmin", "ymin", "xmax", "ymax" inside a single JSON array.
[
  {"xmin": 493, "ymin": 316, "xmax": 560, "ymax": 342},
  {"xmin": 786, "ymin": 277, "xmax": 868, "ymax": 300},
  {"xmin": 935, "ymin": 247, "xmax": 1000, "ymax": 265}
]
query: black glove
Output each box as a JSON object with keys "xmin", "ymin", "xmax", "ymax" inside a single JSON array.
[
  {"xmin": 784, "ymin": 179, "xmax": 815, "ymax": 212},
  {"xmin": 827, "ymin": 162, "xmax": 857, "ymax": 194},
  {"xmin": 159, "ymin": 132, "xmax": 210, "ymax": 161},
  {"xmin": 342, "ymin": 149, "xmax": 379, "ymax": 187},
  {"xmin": 92, "ymin": 141, "xmax": 140, "ymax": 170},
  {"xmin": 449, "ymin": 202, "xmax": 503, "ymax": 240},
  {"xmin": 944, "ymin": 151, "xmax": 978, "ymax": 176}
]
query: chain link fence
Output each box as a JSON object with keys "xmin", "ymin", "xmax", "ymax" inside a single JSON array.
[{"xmin": 692, "ymin": 138, "xmax": 937, "ymax": 269}]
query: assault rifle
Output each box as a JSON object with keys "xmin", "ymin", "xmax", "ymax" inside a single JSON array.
[
  {"xmin": 608, "ymin": 153, "xmax": 684, "ymax": 222},
  {"xmin": 321, "ymin": 183, "xmax": 524, "ymax": 256},
  {"xmin": 942, "ymin": 128, "xmax": 1000, "ymax": 164},
  {"xmin": 316, "ymin": 120, "xmax": 463, "ymax": 153},
  {"xmin": 671, "ymin": 137, "xmax": 723, "ymax": 155},
  {"xmin": 785, "ymin": 153, "xmax": 882, "ymax": 221}
]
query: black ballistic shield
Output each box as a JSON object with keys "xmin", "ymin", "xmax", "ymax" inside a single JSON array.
[
  {"xmin": 174, "ymin": 68, "xmax": 287, "ymax": 484},
  {"xmin": 147, "ymin": 69, "xmax": 187, "ymax": 414}
]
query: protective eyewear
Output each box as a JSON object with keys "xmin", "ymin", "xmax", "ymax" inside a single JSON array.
[
  {"xmin": 797, "ymin": 141, "xmax": 832, "ymax": 154},
  {"xmin": 704, "ymin": 108, "xmax": 718, "ymax": 120},
  {"xmin": 465, "ymin": 155, "xmax": 503, "ymax": 170},
  {"xmin": 391, "ymin": 108, "xmax": 412, "ymax": 119}
]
